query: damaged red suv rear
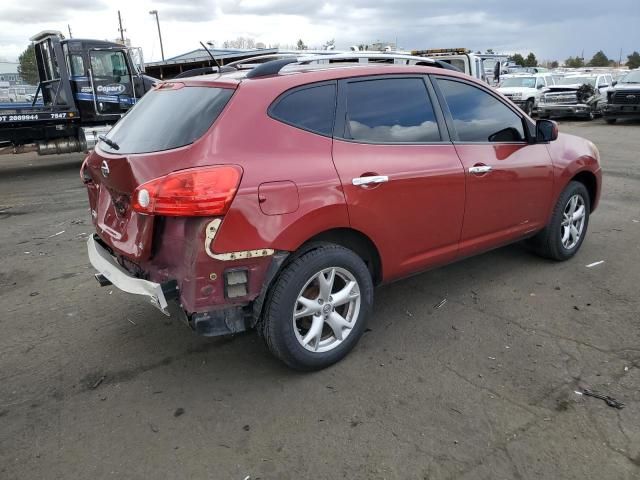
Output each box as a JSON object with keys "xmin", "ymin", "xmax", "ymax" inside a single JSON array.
[{"xmin": 82, "ymin": 58, "xmax": 601, "ymax": 370}]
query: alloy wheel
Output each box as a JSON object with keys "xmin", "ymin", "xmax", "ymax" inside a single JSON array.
[
  {"xmin": 292, "ymin": 267, "xmax": 361, "ymax": 353},
  {"xmin": 561, "ymin": 194, "xmax": 586, "ymax": 250}
]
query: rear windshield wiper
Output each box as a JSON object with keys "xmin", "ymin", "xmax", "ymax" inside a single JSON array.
[{"xmin": 99, "ymin": 134, "xmax": 120, "ymax": 151}]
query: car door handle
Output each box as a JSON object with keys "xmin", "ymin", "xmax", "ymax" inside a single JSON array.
[
  {"xmin": 468, "ymin": 165, "xmax": 493, "ymax": 175},
  {"xmin": 352, "ymin": 175, "xmax": 389, "ymax": 186}
]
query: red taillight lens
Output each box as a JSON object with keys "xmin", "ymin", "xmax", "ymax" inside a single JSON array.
[{"xmin": 132, "ymin": 165, "xmax": 242, "ymax": 216}]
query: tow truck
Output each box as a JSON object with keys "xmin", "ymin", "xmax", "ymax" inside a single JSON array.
[{"xmin": 0, "ymin": 31, "xmax": 155, "ymax": 155}]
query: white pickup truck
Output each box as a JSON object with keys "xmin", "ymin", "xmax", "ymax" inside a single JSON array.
[{"xmin": 497, "ymin": 73, "xmax": 556, "ymax": 115}]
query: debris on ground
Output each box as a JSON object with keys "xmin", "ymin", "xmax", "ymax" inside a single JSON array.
[
  {"xmin": 29, "ymin": 292, "xmax": 39, "ymax": 297},
  {"xmin": 127, "ymin": 318, "xmax": 136, "ymax": 325},
  {"xmin": 577, "ymin": 389, "xmax": 625, "ymax": 409},
  {"xmin": 586, "ymin": 260, "xmax": 605, "ymax": 268},
  {"xmin": 405, "ymin": 310, "xmax": 413, "ymax": 317},
  {"xmin": 434, "ymin": 299, "xmax": 447, "ymax": 309},
  {"xmin": 149, "ymin": 423, "xmax": 159, "ymax": 433},
  {"xmin": 243, "ymin": 424, "xmax": 251, "ymax": 431},
  {"xmin": 90, "ymin": 375, "xmax": 106, "ymax": 390},
  {"xmin": 174, "ymin": 408, "xmax": 185, "ymax": 417},
  {"xmin": 47, "ymin": 230, "xmax": 65, "ymax": 238}
]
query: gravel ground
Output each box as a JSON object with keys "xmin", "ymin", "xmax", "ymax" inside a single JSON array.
[{"xmin": 1, "ymin": 119, "xmax": 639, "ymax": 480}]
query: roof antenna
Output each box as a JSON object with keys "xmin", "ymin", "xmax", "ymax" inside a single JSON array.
[{"xmin": 200, "ymin": 41, "xmax": 221, "ymax": 69}]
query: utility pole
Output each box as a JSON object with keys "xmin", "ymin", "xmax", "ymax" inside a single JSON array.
[
  {"xmin": 149, "ymin": 10, "xmax": 165, "ymax": 61},
  {"xmin": 117, "ymin": 10, "xmax": 126, "ymax": 44},
  {"xmin": 67, "ymin": 24, "xmax": 72, "ymax": 38}
]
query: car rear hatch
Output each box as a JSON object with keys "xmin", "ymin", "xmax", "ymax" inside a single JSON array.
[{"xmin": 82, "ymin": 81, "xmax": 236, "ymax": 261}]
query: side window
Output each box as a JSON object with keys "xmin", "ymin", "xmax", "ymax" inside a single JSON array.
[
  {"xmin": 344, "ymin": 78, "xmax": 440, "ymax": 143},
  {"xmin": 437, "ymin": 78, "xmax": 525, "ymax": 143},
  {"xmin": 69, "ymin": 55, "xmax": 85, "ymax": 77},
  {"xmin": 269, "ymin": 83, "xmax": 336, "ymax": 136}
]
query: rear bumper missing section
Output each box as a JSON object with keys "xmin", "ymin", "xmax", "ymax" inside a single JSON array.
[{"xmin": 87, "ymin": 235, "xmax": 173, "ymax": 315}]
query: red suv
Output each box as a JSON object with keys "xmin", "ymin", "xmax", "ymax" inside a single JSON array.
[{"xmin": 82, "ymin": 58, "xmax": 602, "ymax": 370}]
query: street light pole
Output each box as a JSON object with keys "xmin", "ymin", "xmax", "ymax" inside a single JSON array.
[{"xmin": 149, "ymin": 10, "xmax": 165, "ymax": 61}]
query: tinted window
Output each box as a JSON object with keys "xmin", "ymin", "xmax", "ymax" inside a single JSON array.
[
  {"xmin": 345, "ymin": 78, "xmax": 440, "ymax": 143},
  {"xmin": 437, "ymin": 79, "xmax": 525, "ymax": 142},
  {"xmin": 270, "ymin": 83, "xmax": 336, "ymax": 136},
  {"xmin": 69, "ymin": 55, "xmax": 85, "ymax": 76},
  {"xmin": 100, "ymin": 86, "xmax": 234, "ymax": 154}
]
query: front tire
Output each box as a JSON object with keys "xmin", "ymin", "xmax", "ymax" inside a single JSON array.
[
  {"xmin": 530, "ymin": 181, "xmax": 590, "ymax": 261},
  {"xmin": 260, "ymin": 245, "xmax": 373, "ymax": 370},
  {"xmin": 524, "ymin": 99, "xmax": 534, "ymax": 116}
]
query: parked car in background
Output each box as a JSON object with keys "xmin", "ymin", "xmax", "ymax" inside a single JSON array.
[
  {"xmin": 538, "ymin": 73, "xmax": 613, "ymax": 119},
  {"xmin": 82, "ymin": 57, "xmax": 602, "ymax": 370},
  {"xmin": 602, "ymin": 69, "xmax": 640, "ymax": 124},
  {"xmin": 497, "ymin": 73, "xmax": 555, "ymax": 115}
]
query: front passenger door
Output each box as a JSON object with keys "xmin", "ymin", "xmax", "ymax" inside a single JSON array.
[{"xmin": 434, "ymin": 77, "xmax": 554, "ymax": 257}]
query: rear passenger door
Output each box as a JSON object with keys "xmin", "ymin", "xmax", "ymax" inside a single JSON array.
[
  {"xmin": 331, "ymin": 75, "xmax": 466, "ymax": 281},
  {"xmin": 433, "ymin": 77, "xmax": 554, "ymax": 257}
]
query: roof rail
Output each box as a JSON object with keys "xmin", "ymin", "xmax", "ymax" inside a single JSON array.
[{"xmin": 244, "ymin": 52, "xmax": 461, "ymax": 79}]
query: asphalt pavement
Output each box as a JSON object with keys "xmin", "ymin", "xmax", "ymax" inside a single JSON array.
[{"xmin": 1, "ymin": 119, "xmax": 639, "ymax": 479}]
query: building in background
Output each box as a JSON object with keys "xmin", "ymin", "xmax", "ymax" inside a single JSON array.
[
  {"xmin": 144, "ymin": 48, "xmax": 278, "ymax": 79},
  {"xmin": 0, "ymin": 61, "xmax": 37, "ymax": 103}
]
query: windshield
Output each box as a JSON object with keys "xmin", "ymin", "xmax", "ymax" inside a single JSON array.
[
  {"xmin": 100, "ymin": 85, "xmax": 234, "ymax": 154},
  {"xmin": 621, "ymin": 70, "xmax": 640, "ymax": 84},
  {"xmin": 559, "ymin": 76, "xmax": 596, "ymax": 86},
  {"xmin": 501, "ymin": 77, "xmax": 536, "ymax": 88}
]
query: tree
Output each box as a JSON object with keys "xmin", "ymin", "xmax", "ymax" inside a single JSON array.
[
  {"xmin": 588, "ymin": 50, "xmax": 609, "ymax": 67},
  {"xmin": 565, "ymin": 56, "xmax": 585, "ymax": 68},
  {"xmin": 550, "ymin": 60, "xmax": 559, "ymax": 69},
  {"xmin": 485, "ymin": 48, "xmax": 495, "ymax": 54},
  {"xmin": 18, "ymin": 44, "xmax": 38, "ymax": 85},
  {"xmin": 322, "ymin": 39, "xmax": 335, "ymax": 50},
  {"xmin": 296, "ymin": 39, "xmax": 307, "ymax": 50},
  {"xmin": 509, "ymin": 53, "xmax": 525, "ymax": 67},
  {"xmin": 524, "ymin": 52, "xmax": 538, "ymax": 67},
  {"xmin": 627, "ymin": 51, "xmax": 640, "ymax": 69}
]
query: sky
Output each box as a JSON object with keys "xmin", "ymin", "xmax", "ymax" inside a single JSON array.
[{"xmin": 1, "ymin": 0, "xmax": 638, "ymax": 63}]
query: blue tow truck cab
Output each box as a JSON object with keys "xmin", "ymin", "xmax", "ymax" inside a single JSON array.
[{"xmin": 0, "ymin": 30, "xmax": 156, "ymax": 155}]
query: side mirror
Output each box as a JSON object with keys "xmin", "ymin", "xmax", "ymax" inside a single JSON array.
[
  {"xmin": 537, "ymin": 84, "xmax": 544, "ymax": 89},
  {"xmin": 612, "ymin": 80, "xmax": 618, "ymax": 87},
  {"xmin": 599, "ymin": 84, "xmax": 609, "ymax": 89},
  {"xmin": 536, "ymin": 119, "xmax": 558, "ymax": 142}
]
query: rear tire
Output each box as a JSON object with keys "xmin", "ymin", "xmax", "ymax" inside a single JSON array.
[
  {"xmin": 260, "ymin": 245, "xmax": 373, "ymax": 370},
  {"xmin": 529, "ymin": 181, "xmax": 590, "ymax": 261}
]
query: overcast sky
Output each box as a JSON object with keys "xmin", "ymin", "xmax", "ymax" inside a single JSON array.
[{"xmin": 1, "ymin": 0, "xmax": 638, "ymax": 63}]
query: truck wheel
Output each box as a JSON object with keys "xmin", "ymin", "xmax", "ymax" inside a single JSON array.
[
  {"xmin": 529, "ymin": 181, "xmax": 590, "ymax": 261},
  {"xmin": 260, "ymin": 245, "xmax": 373, "ymax": 370},
  {"xmin": 524, "ymin": 99, "xmax": 534, "ymax": 116},
  {"xmin": 605, "ymin": 118, "xmax": 617, "ymax": 125}
]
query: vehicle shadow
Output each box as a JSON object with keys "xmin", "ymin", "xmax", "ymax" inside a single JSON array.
[{"xmin": 95, "ymin": 241, "xmax": 541, "ymax": 385}]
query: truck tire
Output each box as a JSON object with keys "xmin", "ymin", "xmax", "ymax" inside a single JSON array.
[
  {"xmin": 605, "ymin": 118, "xmax": 617, "ymax": 125},
  {"xmin": 524, "ymin": 99, "xmax": 534, "ymax": 116},
  {"xmin": 529, "ymin": 181, "xmax": 590, "ymax": 261},
  {"xmin": 260, "ymin": 244, "xmax": 373, "ymax": 370}
]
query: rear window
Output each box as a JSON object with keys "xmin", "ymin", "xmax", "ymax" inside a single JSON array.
[{"xmin": 100, "ymin": 86, "xmax": 234, "ymax": 154}]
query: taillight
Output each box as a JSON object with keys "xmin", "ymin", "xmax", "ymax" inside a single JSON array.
[{"xmin": 131, "ymin": 165, "xmax": 242, "ymax": 216}]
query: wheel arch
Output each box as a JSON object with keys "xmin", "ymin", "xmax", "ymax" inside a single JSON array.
[
  {"xmin": 294, "ymin": 228, "xmax": 383, "ymax": 286},
  {"xmin": 570, "ymin": 170, "xmax": 598, "ymax": 212}
]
